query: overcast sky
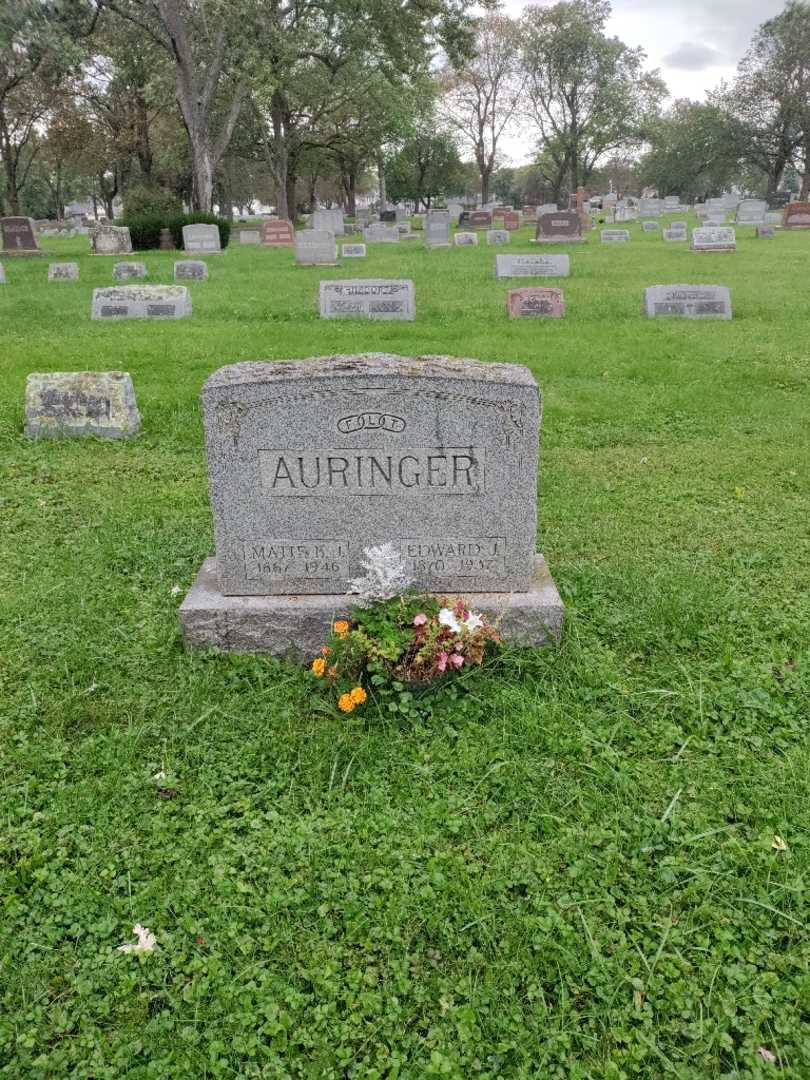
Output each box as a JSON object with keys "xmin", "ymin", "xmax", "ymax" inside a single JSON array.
[{"xmin": 497, "ymin": 0, "xmax": 788, "ymax": 162}]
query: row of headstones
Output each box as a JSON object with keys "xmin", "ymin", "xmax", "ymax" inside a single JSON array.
[
  {"xmin": 0, "ymin": 217, "xmax": 227, "ymax": 256},
  {"xmin": 0, "ymin": 260, "xmax": 213, "ymax": 283}
]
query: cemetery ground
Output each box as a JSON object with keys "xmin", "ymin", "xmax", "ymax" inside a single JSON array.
[{"xmin": 1, "ymin": 222, "xmax": 809, "ymax": 1078}]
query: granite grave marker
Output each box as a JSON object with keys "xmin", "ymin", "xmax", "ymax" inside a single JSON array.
[
  {"xmin": 179, "ymin": 353, "xmax": 564, "ymax": 654},
  {"xmin": 495, "ymin": 254, "xmax": 570, "ymax": 278},
  {"xmin": 91, "ymin": 285, "xmax": 192, "ymax": 320},
  {"xmin": 262, "ymin": 220, "xmax": 295, "ymax": 246},
  {"xmin": 535, "ymin": 211, "xmax": 583, "ymax": 243},
  {"xmin": 1, "ymin": 216, "xmax": 40, "ymax": 254},
  {"xmin": 295, "ymin": 230, "xmax": 338, "ymax": 265},
  {"xmin": 691, "ymin": 227, "xmax": 736, "ymax": 252},
  {"xmin": 113, "ymin": 261, "xmax": 147, "ymax": 281},
  {"xmin": 319, "ymin": 279, "xmax": 415, "ymax": 321},
  {"xmin": 175, "ymin": 260, "xmax": 208, "ymax": 281},
  {"xmin": 341, "ymin": 243, "xmax": 367, "ymax": 258},
  {"xmin": 182, "ymin": 224, "xmax": 221, "ymax": 253},
  {"xmin": 48, "ymin": 262, "xmax": 79, "ymax": 281},
  {"xmin": 644, "ymin": 285, "xmax": 731, "ymax": 320},
  {"xmin": 25, "ymin": 371, "xmax": 141, "ymax": 439},
  {"xmin": 91, "ymin": 225, "xmax": 132, "ymax": 255},
  {"xmin": 507, "ymin": 288, "xmax": 565, "ymax": 319}
]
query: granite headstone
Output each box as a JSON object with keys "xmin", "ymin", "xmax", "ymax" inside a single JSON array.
[
  {"xmin": 182, "ymin": 224, "xmax": 221, "ymax": 253},
  {"xmin": 495, "ymin": 254, "xmax": 570, "ymax": 278},
  {"xmin": 113, "ymin": 261, "xmax": 147, "ymax": 281},
  {"xmin": 295, "ymin": 230, "xmax": 338, "ymax": 265},
  {"xmin": 25, "ymin": 371, "xmax": 141, "ymax": 439},
  {"xmin": 644, "ymin": 285, "xmax": 731, "ymax": 320},
  {"xmin": 319, "ymin": 279, "xmax": 415, "ymax": 321},
  {"xmin": 48, "ymin": 262, "xmax": 79, "ymax": 281},
  {"xmin": 175, "ymin": 260, "xmax": 208, "ymax": 281},
  {"xmin": 91, "ymin": 285, "xmax": 192, "ymax": 320},
  {"xmin": 507, "ymin": 288, "xmax": 565, "ymax": 319}
]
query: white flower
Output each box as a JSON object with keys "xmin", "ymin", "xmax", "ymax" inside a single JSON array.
[
  {"xmin": 464, "ymin": 612, "xmax": 484, "ymax": 632},
  {"xmin": 170, "ymin": 585, "xmax": 182, "ymax": 596},
  {"xmin": 347, "ymin": 543, "xmax": 412, "ymax": 603},
  {"xmin": 152, "ymin": 770, "xmax": 167, "ymax": 781},
  {"xmin": 438, "ymin": 608, "xmax": 461, "ymax": 634},
  {"xmin": 117, "ymin": 924, "xmax": 157, "ymax": 955}
]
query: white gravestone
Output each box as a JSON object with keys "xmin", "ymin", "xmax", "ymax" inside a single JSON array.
[
  {"xmin": 495, "ymin": 254, "xmax": 570, "ymax": 279},
  {"xmin": 295, "ymin": 230, "xmax": 338, "ymax": 266},
  {"xmin": 182, "ymin": 224, "xmax": 221, "ymax": 253},
  {"xmin": 691, "ymin": 227, "xmax": 736, "ymax": 253},
  {"xmin": 644, "ymin": 285, "xmax": 731, "ymax": 320},
  {"xmin": 341, "ymin": 243, "xmax": 367, "ymax": 258},
  {"xmin": 48, "ymin": 262, "xmax": 79, "ymax": 281},
  {"xmin": 91, "ymin": 285, "xmax": 192, "ymax": 320},
  {"xmin": 319, "ymin": 280, "xmax": 415, "ymax": 321},
  {"xmin": 25, "ymin": 371, "xmax": 141, "ymax": 439}
]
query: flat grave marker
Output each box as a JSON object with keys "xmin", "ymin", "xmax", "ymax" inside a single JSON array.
[
  {"xmin": 113, "ymin": 261, "xmax": 147, "ymax": 281},
  {"xmin": 507, "ymin": 288, "xmax": 565, "ymax": 319},
  {"xmin": 487, "ymin": 229, "xmax": 510, "ymax": 245},
  {"xmin": 644, "ymin": 284, "xmax": 731, "ymax": 320},
  {"xmin": 601, "ymin": 229, "xmax": 630, "ymax": 244},
  {"xmin": 495, "ymin": 254, "xmax": 570, "ymax": 278},
  {"xmin": 25, "ymin": 371, "xmax": 141, "ymax": 439},
  {"xmin": 454, "ymin": 231, "xmax": 478, "ymax": 246},
  {"xmin": 175, "ymin": 260, "xmax": 208, "ymax": 281},
  {"xmin": 319, "ymin": 279, "xmax": 415, "ymax": 321},
  {"xmin": 691, "ymin": 227, "xmax": 736, "ymax": 252},
  {"xmin": 91, "ymin": 285, "xmax": 192, "ymax": 320},
  {"xmin": 341, "ymin": 243, "xmax": 367, "ymax": 258},
  {"xmin": 48, "ymin": 262, "xmax": 79, "ymax": 281}
]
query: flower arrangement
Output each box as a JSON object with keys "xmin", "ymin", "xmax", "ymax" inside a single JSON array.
[{"xmin": 310, "ymin": 595, "xmax": 501, "ymax": 716}]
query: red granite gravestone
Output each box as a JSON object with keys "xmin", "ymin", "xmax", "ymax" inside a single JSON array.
[
  {"xmin": 783, "ymin": 202, "xmax": 810, "ymax": 229},
  {"xmin": 1, "ymin": 216, "xmax": 41, "ymax": 255},
  {"xmin": 534, "ymin": 211, "xmax": 583, "ymax": 244},
  {"xmin": 507, "ymin": 287, "xmax": 565, "ymax": 319},
  {"xmin": 468, "ymin": 210, "xmax": 493, "ymax": 230},
  {"xmin": 503, "ymin": 211, "xmax": 521, "ymax": 231},
  {"xmin": 262, "ymin": 220, "xmax": 295, "ymax": 246}
]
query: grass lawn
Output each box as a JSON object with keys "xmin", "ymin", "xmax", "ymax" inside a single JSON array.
[{"xmin": 1, "ymin": 219, "xmax": 809, "ymax": 1078}]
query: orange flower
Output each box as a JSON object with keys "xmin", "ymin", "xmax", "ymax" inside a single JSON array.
[
  {"xmin": 338, "ymin": 693, "xmax": 355, "ymax": 713},
  {"xmin": 311, "ymin": 658, "xmax": 326, "ymax": 677},
  {"xmin": 334, "ymin": 619, "xmax": 350, "ymax": 637},
  {"xmin": 349, "ymin": 686, "xmax": 367, "ymax": 705}
]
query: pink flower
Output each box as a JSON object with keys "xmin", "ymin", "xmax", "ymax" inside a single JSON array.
[
  {"xmin": 451, "ymin": 654, "xmax": 464, "ymax": 669},
  {"xmin": 437, "ymin": 651, "xmax": 449, "ymax": 673},
  {"xmin": 413, "ymin": 613, "xmax": 428, "ymax": 626}
]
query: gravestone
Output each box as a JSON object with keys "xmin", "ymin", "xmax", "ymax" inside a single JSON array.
[
  {"xmin": 380, "ymin": 210, "xmax": 396, "ymax": 223},
  {"xmin": 757, "ymin": 225, "xmax": 776, "ymax": 238},
  {"xmin": 663, "ymin": 225, "xmax": 688, "ymax": 242},
  {"xmin": 783, "ymin": 202, "xmax": 810, "ymax": 229},
  {"xmin": 91, "ymin": 225, "xmax": 133, "ymax": 255},
  {"xmin": 639, "ymin": 198, "xmax": 662, "ymax": 218},
  {"xmin": 425, "ymin": 216, "xmax": 451, "ymax": 248},
  {"xmin": 319, "ymin": 279, "xmax": 415, "ymax": 321},
  {"xmin": 239, "ymin": 229, "xmax": 261, "ymax": 245},
  {"xmin": 356, "ymin": 208, "xmax": 371, "ymax": 227},
  {"xmin": 502, "ymin": 211, "xmax": 521, "ymax": 231},
  {"xmin": 179, "ymin": 353, "xmax": 564, "ymax": 654},
  {"xmin": 522, "ymin": 206, "xmax": 537, "ymax": 220},
  {"xmin": 175, "ymin": 260, "xmax": 208, "ymax": 281},
  {"xmin": 495, "ymin": 254, "xmax": 570, "ymax": 278},
  {"xmin": 507, "ymin": 288, "xmax": 565, "ymax": 319},
  {"xmin": 487, "ymin": 229, "xmax": 510, "ymax": 245},
  {"xmin": 535, "ymin": 211, "xmax": 583, "ymax": 243},
  {"xmin": 396, "ymin": 221, "xmax": 412, "ymax": 236},
  {"xmin": 262, "ymin": 220, "xmax": 295, "ymax": 246},
  {"xmin": 182, "ymin": 223, "xmax": 221, "ymax": 253},
  {"xmin": 1, "ymin": 216, "xmax": 40, "ymax": 254},
  {"xmin": 454, "ymin": 232, "xmax": 478, "ymax": 246},
  {"xmin": 735, "ymin": 199, "xmax": 767, "ymax": 224},
  {"xmin": 48, "ymin": 262, "xmax": 79, "ymax": 281},
  {"xmin": 341, "ymin": 243, "xmax": 366, "ymax": 258},
  {"xmin": 539, "ymin": 204, "xmax": 558, "ymax": 215},
  {"xmin": 364, "ymin": 223, "xmax": 399, "ymax": 243},
  {"xmin": 600, "ymin": 229, "xmax": 630, "ymax": 244},
  {"xmin": 91, "ymin": 285, "xmax": 192, "ymax": 320},
  {"xmin": 468, "ymin": 210, "xmax": 493, "ymax": 230},
  {"xmin": 642, "ymin": 221, "xmax": 660, "ymax": 233},
  {"xmin": 295, "ymin": 230, "xmax": 338, "ymax": 265},
  {"xmin": 691, "ymin": 227, "xmax": 736, "ymax": 252},
  {"xmin": 25, "ymin": 371, "xmax": 141, "ymax": 439},
  {"xmin": 644, "ymin": 285, "xmax": 731, "ymax": 320},
  {"xmin": 159, "ymin": 228, "xmax": 176, "ymax": 251},
  {"xmin": 312, "ymin": 209, "xmax": 344, "ymax": 236},
  {"xmin": 113, "ymin": 261, "xmax": 147, "ymax": 281}
]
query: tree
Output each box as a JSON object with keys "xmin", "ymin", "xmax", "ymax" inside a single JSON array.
[
  {"xmin": 0, "ymin": 0, "xmax": 97, "ymax": 213},
  {"xmin": 385, "ymin": 124, "xmax": 464, "ymax": 208},
  {"xmin": 638, "ymin": 100, "xmax": 744, "ymax": 201},
  {"xmin": 440, "ymin": 14, "xmax": 523, "ymax": 204},
  {"xmin": 520, "ymin": 0, "xmax": 665, "ymax": 205},
  {"xmin": 102, "ymin": 0, "xmax": 249, "ymax": 211},
  {"xmin": 249, "ymin": 0, "xmax": 483, "ymax": 221}
]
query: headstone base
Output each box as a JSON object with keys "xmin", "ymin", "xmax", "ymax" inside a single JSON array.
[
  {"xmin": 3, "ymin": 249, "xmax": 47, "ymax": 257},
  {"xmin": 179, "ymin": 555, "xmax": 564, "ymax": 657}
]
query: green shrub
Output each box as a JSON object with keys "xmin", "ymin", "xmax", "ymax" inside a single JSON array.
[
  {"xmin": 122, "ymin": 184, "xmax": 182, "ymax": 219},
  {"xmin": 119, "ymin": 212, "xmax": 231, "ymax": 251}
]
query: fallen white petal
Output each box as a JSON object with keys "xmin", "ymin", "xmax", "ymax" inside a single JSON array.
[{"xmin": 117, "ymin": 924, "xmax": 157, "ymax": 954}]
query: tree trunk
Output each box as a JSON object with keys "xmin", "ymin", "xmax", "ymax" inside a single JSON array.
[
  {"xmin": 134, "ymin": 92, "xmax": 153, "ymax": 180},
  {"xmin": 481, "ymin": 167, "xmax": 491, "ymax": 205},
  {"xmin": 377, "ymin": 151, "xmax": 386, "ymax": 208},
  {"xmin": 286, "ymin": 174, "xmax": 297, "ymax": 220},
  {"xmin": 346, "ymin": 171, "xmax": 357, "ymax": 216},
  {"xmin": 189, "ymin": 130, "xmax": 215, "ymax": 211}
]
